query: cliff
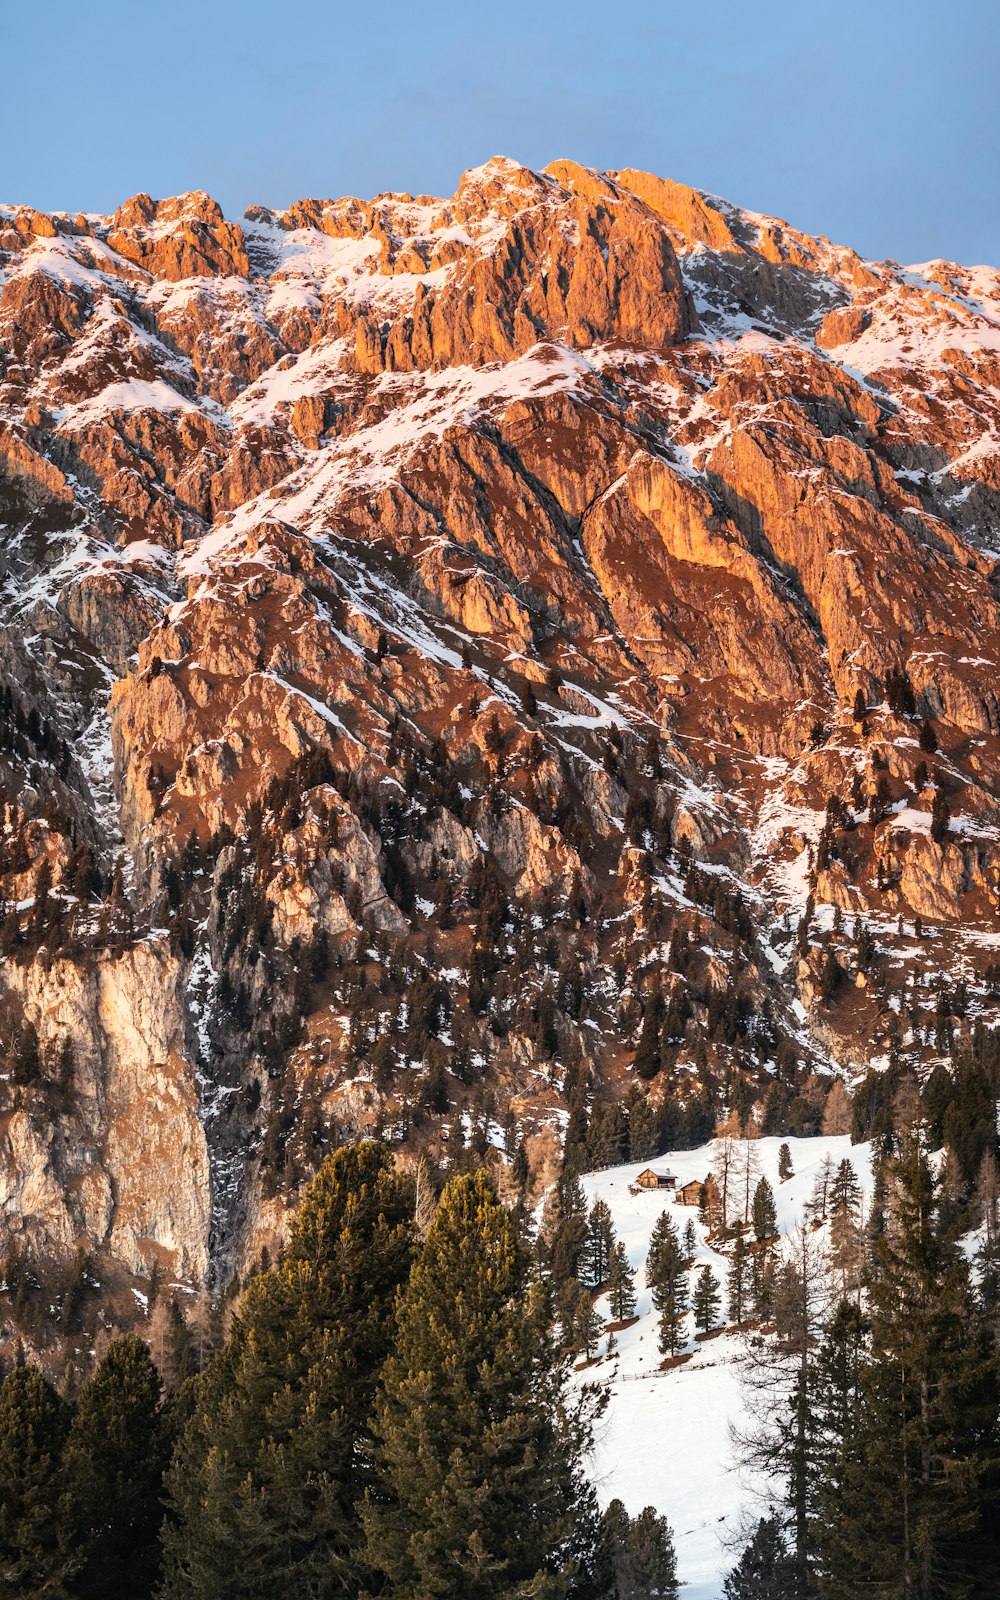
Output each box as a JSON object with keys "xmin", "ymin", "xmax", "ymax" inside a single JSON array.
[{"xmin": 0, "ymin": 155, "xmax": 998, "ymax": 1344}]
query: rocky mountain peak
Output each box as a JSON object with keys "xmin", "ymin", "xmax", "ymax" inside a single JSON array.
[{"xmin": 0, "ymin": 156, "xmax": 998, "ymax": 1352}]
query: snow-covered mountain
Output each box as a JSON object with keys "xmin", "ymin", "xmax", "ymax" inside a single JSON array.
[{"xmin": 0, "ymin": 156, "xmax": 997, "ymax": 1354}]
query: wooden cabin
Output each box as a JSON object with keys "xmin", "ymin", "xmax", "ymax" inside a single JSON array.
[
  {"xmin": 634, "ymin": 1169, "xmax": 677, "ymax": 1191},
  {"xmin": 677, "ymin": 1179, "xmax": 706, "ymax": 1207}
]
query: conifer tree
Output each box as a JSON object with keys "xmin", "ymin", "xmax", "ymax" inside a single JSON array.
[
  {"xmin": 723, "ymin": 1517, "xmax": 797, "ymax": 1599},
  {"xmin": 828, "ymin": 1159, "xmax": 864, "ymax": 1300},
  {"xmin": 549, "ymin": 1173, "xmax": 589, "ymax": 1288},
  {"xmin": 0, "ymin": 1361, "xmax": 75, "ymax": 1596},
  {"xmin": 727, "ymin": 1234, "xmax": 750, "ymax": 1326},
  {"xmin": 362, "ymin": 1168, "xmax": 603, "ymax": 1599},
  {"xmin": 648, "ymin": 1214, "xmax": 689, "ymax": 1356},
  {"xmin": 64, "ymin": 1334, "xmax": 166, "ymax": 1599},
  {"xmin": 161, "ymin": 1141, "xmax": 414, "ymax": 1599},
  {"xmin": 646, "ymin": 1212, "xmax": 682, "ymax": 1295},
  {"xmin": 571, "ymin": 1282, "xmax": 605, "ymax": 1363},
  {"xmin": 778, "ymin": 1143, "xmax": 794, "ymax": 1182},
  {"xmin": 813, "ymin": 1137, "xmax": 1000, "ymax": 1599},
  {"xmin": 829, "ymin": 1158, "xmax": 861, "ymax": 1219},
  {"xmin": 584, "ymin": 1199, "xmax": 616, "ymax": 1287},
  {"xmin": 632, "ymin": 987, "xmax": 663, "ymax": 1081},
  {"xmin": 808, "ymin": 1299, "xmax": 869, "ymax": 1592},
  {"xmin": 607, "ymin": 1241, "xmax": 637, "ymax": 1323},
  {"xmin": 693, "ymin": 1265, "xmax": 722, "ymax": 1334},
  {"xmin": 751, "ymin": 1177, "xmax": 777, "ymax": 1242},
  {"xmin": 604, "ymin": 1498, "xmax": 679, "ymax": 1599},
  {"xmin": 656, "ymin": 1276, "xmax": 689, "ymax": 1359}
]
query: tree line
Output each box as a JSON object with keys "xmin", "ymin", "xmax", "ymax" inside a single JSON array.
[
  {"xmin": 0, "ymin": 1143, "xmax": 679, "ymax": 1599},
  {"xmin": 726, "ymin": 1132, "xmax": 1000, "ymax": 1599}
]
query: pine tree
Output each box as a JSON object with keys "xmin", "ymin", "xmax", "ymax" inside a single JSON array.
[
  {"xmin": 571, "ymin": 1281, "xmax": 605, "ymax": 1363},
  {"xmin": 549, "ymin": 1173, "xmax": 589, "ymax": 1288},
  {"xmin": 607, "ymin": 1241, "xmax": 637, "ymax": 1323},
  {"xmin": 723, "ymin": 1517, "xmax": 797, "ymax": 1599},
  {"xmin": 584, "ymin": 1198, "xmax": 616, "ymax": 1287},
  {"xmin": 751, "ymin": 1177, "xmax": 778, "ymax": 1242},
  {"xmin": 64, "ymin": 1334, "xmax": 166, "ymax": 1599},
  {"xmin": 727, "ymin": 1234, "xmax": 750, "ymax": 1326},
  {"xmin": 828, "ymin": 1158, "xmax": 864, "ymax": 1300},
  {"xmin": 646, "ymin": 1211, "xmax": 682, "ymax": 1296},
  {"xmin": 633, "ymin": 988, "xmax": 663, "ymax": 1081},
  {"xmin": 647, "ymin": 1214, "xmax": 689, "ymax": 1356},
  {"xmin": 814, "ymin": 1137, "xmax": 1000, "ymax": 1599},
  {"xmin": 13, "ymin": 1020, "xmax": 41, "ymax": 1087},
  {"xmin": 692, "ymin": 1265, "xmax": 721, "ymax": 1334},
  {"xmin": 808, "ymin": 1299, "xmax": 869, "ymax": 1593},
  {"xmin": 362, "ymin": 1168, "xmax": 603, "ymax": 1599},
  {"xmin": 829, "ymin": 1158, "xmax": 861, "ymax": 1218},
  {"xmin": 750, "ymin": 1247, "xmax": 776, "ymax": 1323},
  {"xmin": 604, "ymin": 1498, "xmax": 679, "ymax": 1599},
  {"xmin": 0, "ymin": 1361, "xmax": 75, "ymax": 1596},
  {"xmin": 656, "ymin": 1275, "xmax": 690, "ymax": 1359},
  {"xmin": 778, "ymin": 1143, "xmax": 794, "ymax": 1182},
  {"xmin": 161, "ymin": 1141, "xmax": 414, "ymax": 1599}
]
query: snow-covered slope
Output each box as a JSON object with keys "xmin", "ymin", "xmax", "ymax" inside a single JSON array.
[{"xmin": 576, "ymin": 1135, "xmax": 874, "ymax": 1598}]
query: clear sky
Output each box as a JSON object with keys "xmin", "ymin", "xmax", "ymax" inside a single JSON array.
[{"xmin": 2, "ymin": 0, "xmax": 997, "ymax": 266}]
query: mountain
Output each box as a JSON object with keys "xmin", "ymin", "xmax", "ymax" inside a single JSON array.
[{"xmin": 0, "ymin": 155, "xmax": 999, "ymax": 1342}]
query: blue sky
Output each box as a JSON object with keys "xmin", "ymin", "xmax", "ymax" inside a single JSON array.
[{"xmin": 2, "ymin": 0, "xmax": 997, "ymax": 265}]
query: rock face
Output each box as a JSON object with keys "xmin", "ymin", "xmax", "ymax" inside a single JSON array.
[
  {"xmin": 3, "ymin": 944, "xmax": 209, "ymax": 1280},
  {"xmin": 1, "ymin": 158, "xmax": 1000, "ymax": 1322}
]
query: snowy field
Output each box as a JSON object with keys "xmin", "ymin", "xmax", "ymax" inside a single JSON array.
[{"xmin": 575, "ymin": 1136, "xmax": 873, "ymax": 1598}]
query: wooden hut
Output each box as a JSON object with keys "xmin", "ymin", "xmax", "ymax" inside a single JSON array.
[
  {"xmin": 677, "ymin": 1178, "xmax": 706, "ymax": 1207},
  {"xmin": 634, "ymin": 1169, "xmax": 677, "ymax": 1191}
]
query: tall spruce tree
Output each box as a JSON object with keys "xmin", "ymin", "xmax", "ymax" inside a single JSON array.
[
  {"xmin": 362, "ymin": 1168, "xmax": 604, "ymax": 1599},
  {"xmin": 723, "ymin": 1517, "xmax": 797, "ymax": 1600},
  {"xmin": 813, "ymin": 1137, "xmax": 1000, "ymax": 1599},
  {"xmin": 549, "ymin": 1173, "xmax": 589, "ymax": 1288},
  {"xmin": 751, "ymin": 1178, "xmax": 777, "ymax": 1243},
  {"xmin": 603, "ymin": 1498, "xmax": 679, "ymax": 1600},
  {"xmin": 692, "ymin": 1265, "xmax": 721, "ymax": 1334},
  {"xmin": 727, "ymin": 1234, "xmax": 750, "ymax": 1326},
  {"xmin": 646, "ymin": 1212, "xmax": 682, "ymax": 1297},
  {"xmin": 647, "ymin": 1213, "xmax": 689, "ymax": 1357},
  {"xmin": 584, "ymin": 1200, "xmax": 616, "ymax": 1288},
  {"xmin": 808, "ymin": 1299, "xmax": 869, "ymax": 1594},
  {"xmin": 0, "ymin": 1361, "xmax": 75, "ymax": 1597},
  {"xmin": 64, "ymin": 1334, "xmax": 166, "ymax": 1599},
  {"xmin": 607, "ymin": 1241, "xmax": 637, "ymax": 1323},
  {"xmin": 160, "ymin": 1141, "xmax": 414, "ymax": 1599}
]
